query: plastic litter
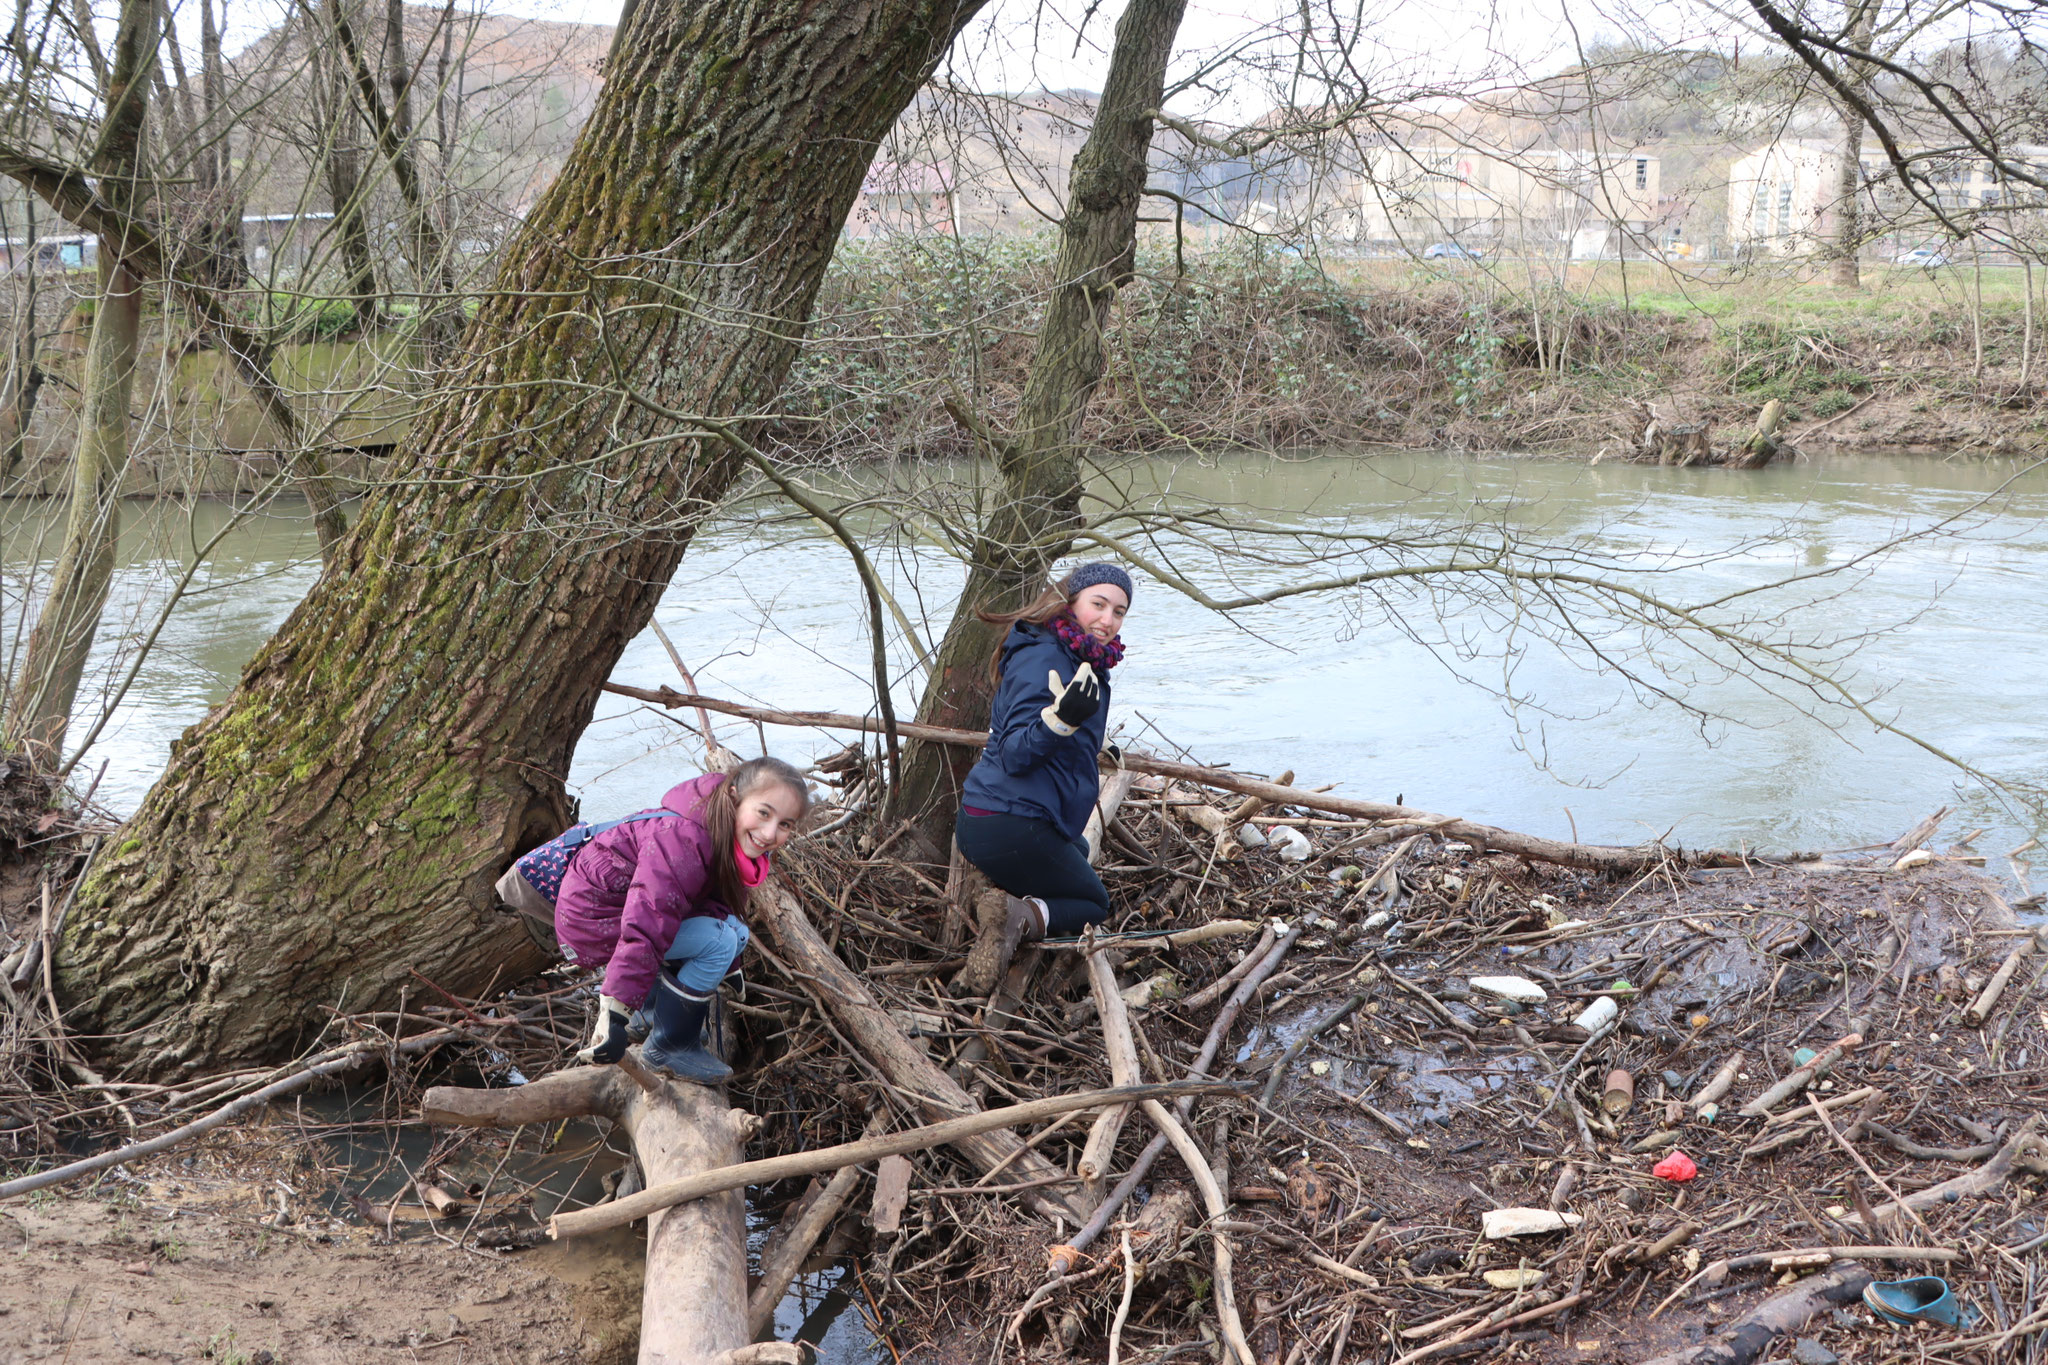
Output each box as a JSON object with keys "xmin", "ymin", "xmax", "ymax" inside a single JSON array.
[
  {"xmin": 1863, "ymin": 1276, "xmax": 1964, "ymax": 1327},
  {"xmin": 1652, "ymin": 1150, "xmax": 1698, "ymax": 1182},
  {"xmin": 1470, "ymin": 976, "xmax": 1547, "ymax": 1004},
  {"xmin": 1572, "ymin": 996, "xmax": 1619, "ymax": 1031},
  {"xmin": 1602, "ymin": 1069, "xmax": 1634, "ymax": 1117},
  {"xmin": 1269, "ymin": 825, "xmax": 1312, "ymax": 861},
  {"xmin": 1481, "ymin": 1208, "xmax": 1583, "ymax": 1239}
]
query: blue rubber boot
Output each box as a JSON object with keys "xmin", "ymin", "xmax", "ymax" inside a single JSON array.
[{"xmin": 638, "ymin": 973, "xmax": 732, "ymax": 1085}]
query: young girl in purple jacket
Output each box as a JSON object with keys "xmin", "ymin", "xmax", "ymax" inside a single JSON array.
[{"xmin": 553, "ymin": 756, "xmax": 809, "ymax": 1083}]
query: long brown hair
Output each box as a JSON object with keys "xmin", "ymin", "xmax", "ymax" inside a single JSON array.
[
  {"xmin": 977, "ymin": 577, "xmax": 1080, "ymax": 684},
  {"xmin": 696, "ymin": 756, "xmax": 811, "ymax": 912}
]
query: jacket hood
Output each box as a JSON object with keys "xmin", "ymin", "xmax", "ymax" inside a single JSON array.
[{"xmin": 662, "ymin": 771, "xmax": 728, "ymax": 818}]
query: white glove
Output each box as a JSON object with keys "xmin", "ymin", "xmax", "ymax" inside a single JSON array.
[
  {"xmin": 576, "ymin": 994, "xmax": 632, "ymax": 1064},
  {"xmin": 1041, "ymin": 662, "xmax": 1100, "ymax": 736}
]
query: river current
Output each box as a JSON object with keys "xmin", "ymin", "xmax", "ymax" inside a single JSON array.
[{"xmin": 5, "ymin": 448, "xmax": 2045, "ymax": 876}]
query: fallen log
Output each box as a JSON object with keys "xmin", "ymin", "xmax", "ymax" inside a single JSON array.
[
  {"xmin": 604, "ymin": 684, "xmax": 1785, "ymax": 873},
  {"xmin": 548, "ymin": 1078, "xmax": 1240, "ymax": 1240},
  {"xmin": 422, "ymin": 1063, "xmax": 791, "ymax": 1365},
  {"xmin": 1850, "ymin": 1116, "xmax": 2048, "ymax": 1225},
  {"xmin": 1637, "ymin": 1262, "xmax": 1874, "ymax": 1365},
  {"xmin": 753, "ymin": 878, "xmax": 1089, "ymax": 1224}
]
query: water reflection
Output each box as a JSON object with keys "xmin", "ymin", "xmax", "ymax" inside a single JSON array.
[{"xmin": 4, "ymin": 448, "xmax": 2045, "ymax": 864}]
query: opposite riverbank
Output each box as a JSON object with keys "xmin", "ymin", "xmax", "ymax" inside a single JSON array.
[{"xmin": 4, "ymin": 241, "xmax": 2041, "ymax": 500}]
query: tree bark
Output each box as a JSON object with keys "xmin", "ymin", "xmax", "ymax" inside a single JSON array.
[
  {"xmin": 1827, "ymin": 1, "xmax": 1875, "ymax": 290},
  {"xmin": 57, "ymin": 0, "xmax": 989, "ymax": 1077},
  {"xmin": 893, "ymin": 0, "xmax": 1187, "ymax": 835},
  {"xmin": 308, "ymin": 5, "xmax": 382, "ymax": 322},
  {"xmin": 1829, "ymin": 113, "xmax": 1866, "ymax": 288},
  {"xmin": 3, "ymin": 0, "xmax": 156, "ymax": 766},
  {"xmin": 0, "ymin": 256, "xmax": 46, "ymax": 482}
]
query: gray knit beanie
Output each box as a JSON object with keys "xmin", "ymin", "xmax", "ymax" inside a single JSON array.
[{"xmin": 1064, "ymin": 561, "xmax": 1134, "ymax": 601}]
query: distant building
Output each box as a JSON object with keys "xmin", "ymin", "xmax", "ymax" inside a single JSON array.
[
  {"xmin": 1340, "ymin": 143, "xmax": 1663, "ymax": 256},
  {"xmin": 1728, "ymin": 138, "xmax": 2048, "ymax": 256}
]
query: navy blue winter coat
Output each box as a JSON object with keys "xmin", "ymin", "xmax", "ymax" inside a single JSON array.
[{"xmin": 961, "ymin": 621, "xmax": 1112, "ymax": 841}]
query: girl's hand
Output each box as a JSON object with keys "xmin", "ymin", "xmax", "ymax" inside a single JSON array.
[
  {"xmin": 577, "ymin": 995, "xmax": 632, "ymax": 1064},
  {"xmin": 1041, "ymin": 662, "xmax": 1100, "ymax": 735}
]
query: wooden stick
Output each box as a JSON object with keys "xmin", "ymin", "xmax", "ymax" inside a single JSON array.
[
  {"xmin": 1966, "ymin": 933, "xmax": 2040, "ymax": 1026},
  {"xmin": 1079, "ymin": 951, "xmax": 1145, "ymax": 1207},
  {"xmin": 1048, "ymin": 926, "xmax": 1303, "ymax": 1274},
  {"xmin": 1808, "ymin": 1095, "xmax": 1935, "ymax": 1238},
  {"xmin": 1851, "ymin": 1117, "xmax": 2048, "ymax": 1225},
  {"xmin": 603, "ymin": 684, "xmax": 1776, "ymax": 873},
  {"xmin": 549, "ymin": 1079, "xmax": 1239, "ymax": 1240},
  {"xmin": 1390, "ymin": 1293, "xmax": 1588, "ymax": 1365},
  {"xmin": 1180, "ymin": 924, "xmax": 1277, "ymax": 1014},
  {"xmin": 1761, "ymin": 1085, "xmax": 1874, "ymax": 1129},
  {"xmin": 1140, "ymin": 1098, "xmax": 1256, "ymax": 1365},
  {"xmin": 755, "ymin": 881, "xmax": 1087, "ymax": 1225},
  {"xmin": 1689, "ymin": 1051, "xmax": 1744, "ymax": 1112},
  {"xmin": 1738, "ymin": 1033, "xmax": 1862, "ymax": 1117}
]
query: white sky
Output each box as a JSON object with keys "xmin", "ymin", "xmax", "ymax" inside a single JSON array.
[{"xmin": 207, "ymin": 0, "xmax": 1617, "ymax": 118}]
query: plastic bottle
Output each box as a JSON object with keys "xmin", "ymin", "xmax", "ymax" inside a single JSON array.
[{"xmin": 1572, "ymin": 996, "xmax": 1619, "ymax": 1032}]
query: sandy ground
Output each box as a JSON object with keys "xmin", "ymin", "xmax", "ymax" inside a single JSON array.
[{"xmin": 0, "ymin": 1175, "xmax": 646, "ymax": 1363}]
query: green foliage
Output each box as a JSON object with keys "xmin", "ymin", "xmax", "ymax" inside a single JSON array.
[{"xmin": 1449, "ymin": 305, "xmax": 1505, "ymax": 413}]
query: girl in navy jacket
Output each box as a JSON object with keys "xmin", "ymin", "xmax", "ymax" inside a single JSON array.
[{"xmin": 957, "ymin": 562, "xmax": 1131, "ymax": 971}]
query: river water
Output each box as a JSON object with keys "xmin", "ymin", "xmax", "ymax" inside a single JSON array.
[{"xmin": 5, "ymin": 449, "xmax": 2046, "ymax": 871}]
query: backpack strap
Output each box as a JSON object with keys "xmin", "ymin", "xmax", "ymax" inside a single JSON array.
[{"xmin": 584, "ymin": 809, "xmax": 684, "ymax": 839}]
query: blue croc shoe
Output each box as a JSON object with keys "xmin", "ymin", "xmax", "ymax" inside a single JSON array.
[{"xmin": 1864, "ymin": 1276, "xmax": 1960, "ymax": 1327}]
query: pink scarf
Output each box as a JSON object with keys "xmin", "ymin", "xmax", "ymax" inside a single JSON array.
[{"xmin": 734, "ymin": 839, "xmax": 771, "ymax": 888}]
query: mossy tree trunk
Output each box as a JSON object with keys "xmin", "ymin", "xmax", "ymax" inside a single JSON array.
[
  {"xmin": 893, "ymin": 0, "xmax": 1187, "ymax": 836},
  {"xmin": 1826, "ymin": 0, "xmax": 1876, "ymax": 289},
  {"xmin": 3, "ymin": 0, "xmax": 156, "ymax": 766},
  {"xmin": 58, "ymin": 0, "xmax": 986, "ymax": 1077}
]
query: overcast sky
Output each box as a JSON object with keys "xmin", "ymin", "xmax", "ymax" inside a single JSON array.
[{"xmin": 209, "ymin": 0, "xmax": 1619, "ymax": 117}]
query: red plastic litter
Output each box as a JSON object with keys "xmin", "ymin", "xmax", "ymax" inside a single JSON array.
[{"xmin": 1653, "ymin": 1150, "xmax": 1698, "ymax": 1182}]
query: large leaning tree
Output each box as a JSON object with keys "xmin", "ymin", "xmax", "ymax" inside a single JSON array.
[{"xmin": 57, "ymin": 0, "xmax": 988, "ymax": 1077}]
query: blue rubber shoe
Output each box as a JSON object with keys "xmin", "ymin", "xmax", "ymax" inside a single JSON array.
[{"xmin": 1864, "ymin": 1276, "xmax": 1960, "ymax": 1326}]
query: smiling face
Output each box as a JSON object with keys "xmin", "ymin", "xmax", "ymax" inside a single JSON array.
[
  {"xmin": 734, "ymin": 780, "xmax": 807, "ymax": 858},
  {"xmin": 1069, "ymin": 584, "xmax": 1129, "ymax": 642}
]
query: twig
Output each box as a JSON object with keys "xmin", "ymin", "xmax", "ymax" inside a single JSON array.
[{"xmin": 1108, "ymin": 1230, "xmax": 1136, "ymax": 1365}]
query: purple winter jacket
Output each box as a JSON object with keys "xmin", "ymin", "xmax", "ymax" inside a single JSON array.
[{"xmin": 553, "ymin": 773, "xmax": 739, "ymax": 1009}]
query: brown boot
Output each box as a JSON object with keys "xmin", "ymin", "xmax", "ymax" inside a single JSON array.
[{"xmin": 996, "ymin": 895, "xmax": 1047, "ymax": 976}]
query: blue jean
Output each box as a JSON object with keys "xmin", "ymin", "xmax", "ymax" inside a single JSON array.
[
  {"xmin": 955, "ymin": 809, "xmax": 1110, "ymax": 935},
  {"xmin": 665, "ymin": 915, "xmax": 749, "ymax": 993}
]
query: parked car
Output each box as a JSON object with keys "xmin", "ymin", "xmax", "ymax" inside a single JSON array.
[
  {"xmin": 1422, "ymin": 241, "xmax": 1483, "ymax": 260},
  {"xmin": 1894, "ymin": 246, "xmax": 1949, "ymax": 268}
]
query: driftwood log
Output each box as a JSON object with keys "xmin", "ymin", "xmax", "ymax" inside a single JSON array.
[
  {"xmin": 422, "ymin": 1064, "xmax": 788, "ymax": 1365},
  {"xmin": 604, "ymin": 684, "xmax": 1782, "ymax": 873},
  {"xmin": 1727, "ymin": 399, "xmax": 1789, "ymax": 470},
  {"xmin": 1637, "ymin": 1261, "xmax": 1874, "ymax": 1365},
  {"xmin": 752, "ymin": 878, "xmax": 1092, "ymax": 1224}
]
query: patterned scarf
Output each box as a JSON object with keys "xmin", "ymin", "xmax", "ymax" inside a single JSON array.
[{"xmin": 1052, "ymin": 612, "xmax": 1126, "ymax": 673}]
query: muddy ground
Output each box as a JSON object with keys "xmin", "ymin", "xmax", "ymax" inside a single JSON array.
[{"xmin": 0, "ymin": 1146, "xmax": 647, "ymax": 1363}]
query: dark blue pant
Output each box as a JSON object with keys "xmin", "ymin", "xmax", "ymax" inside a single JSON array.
[{"xmin": 955, "ymin": 809, "xmax": 1110, "ymax": 935}]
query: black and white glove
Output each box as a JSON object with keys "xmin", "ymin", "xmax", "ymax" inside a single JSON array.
[
  {"xmin": 1041, "ymin": 662, "xmax": 1100, "ymax": 736},
  {"xmin": 576, "ymin": 995, "xmax": 632, "ymax": 1065}
]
